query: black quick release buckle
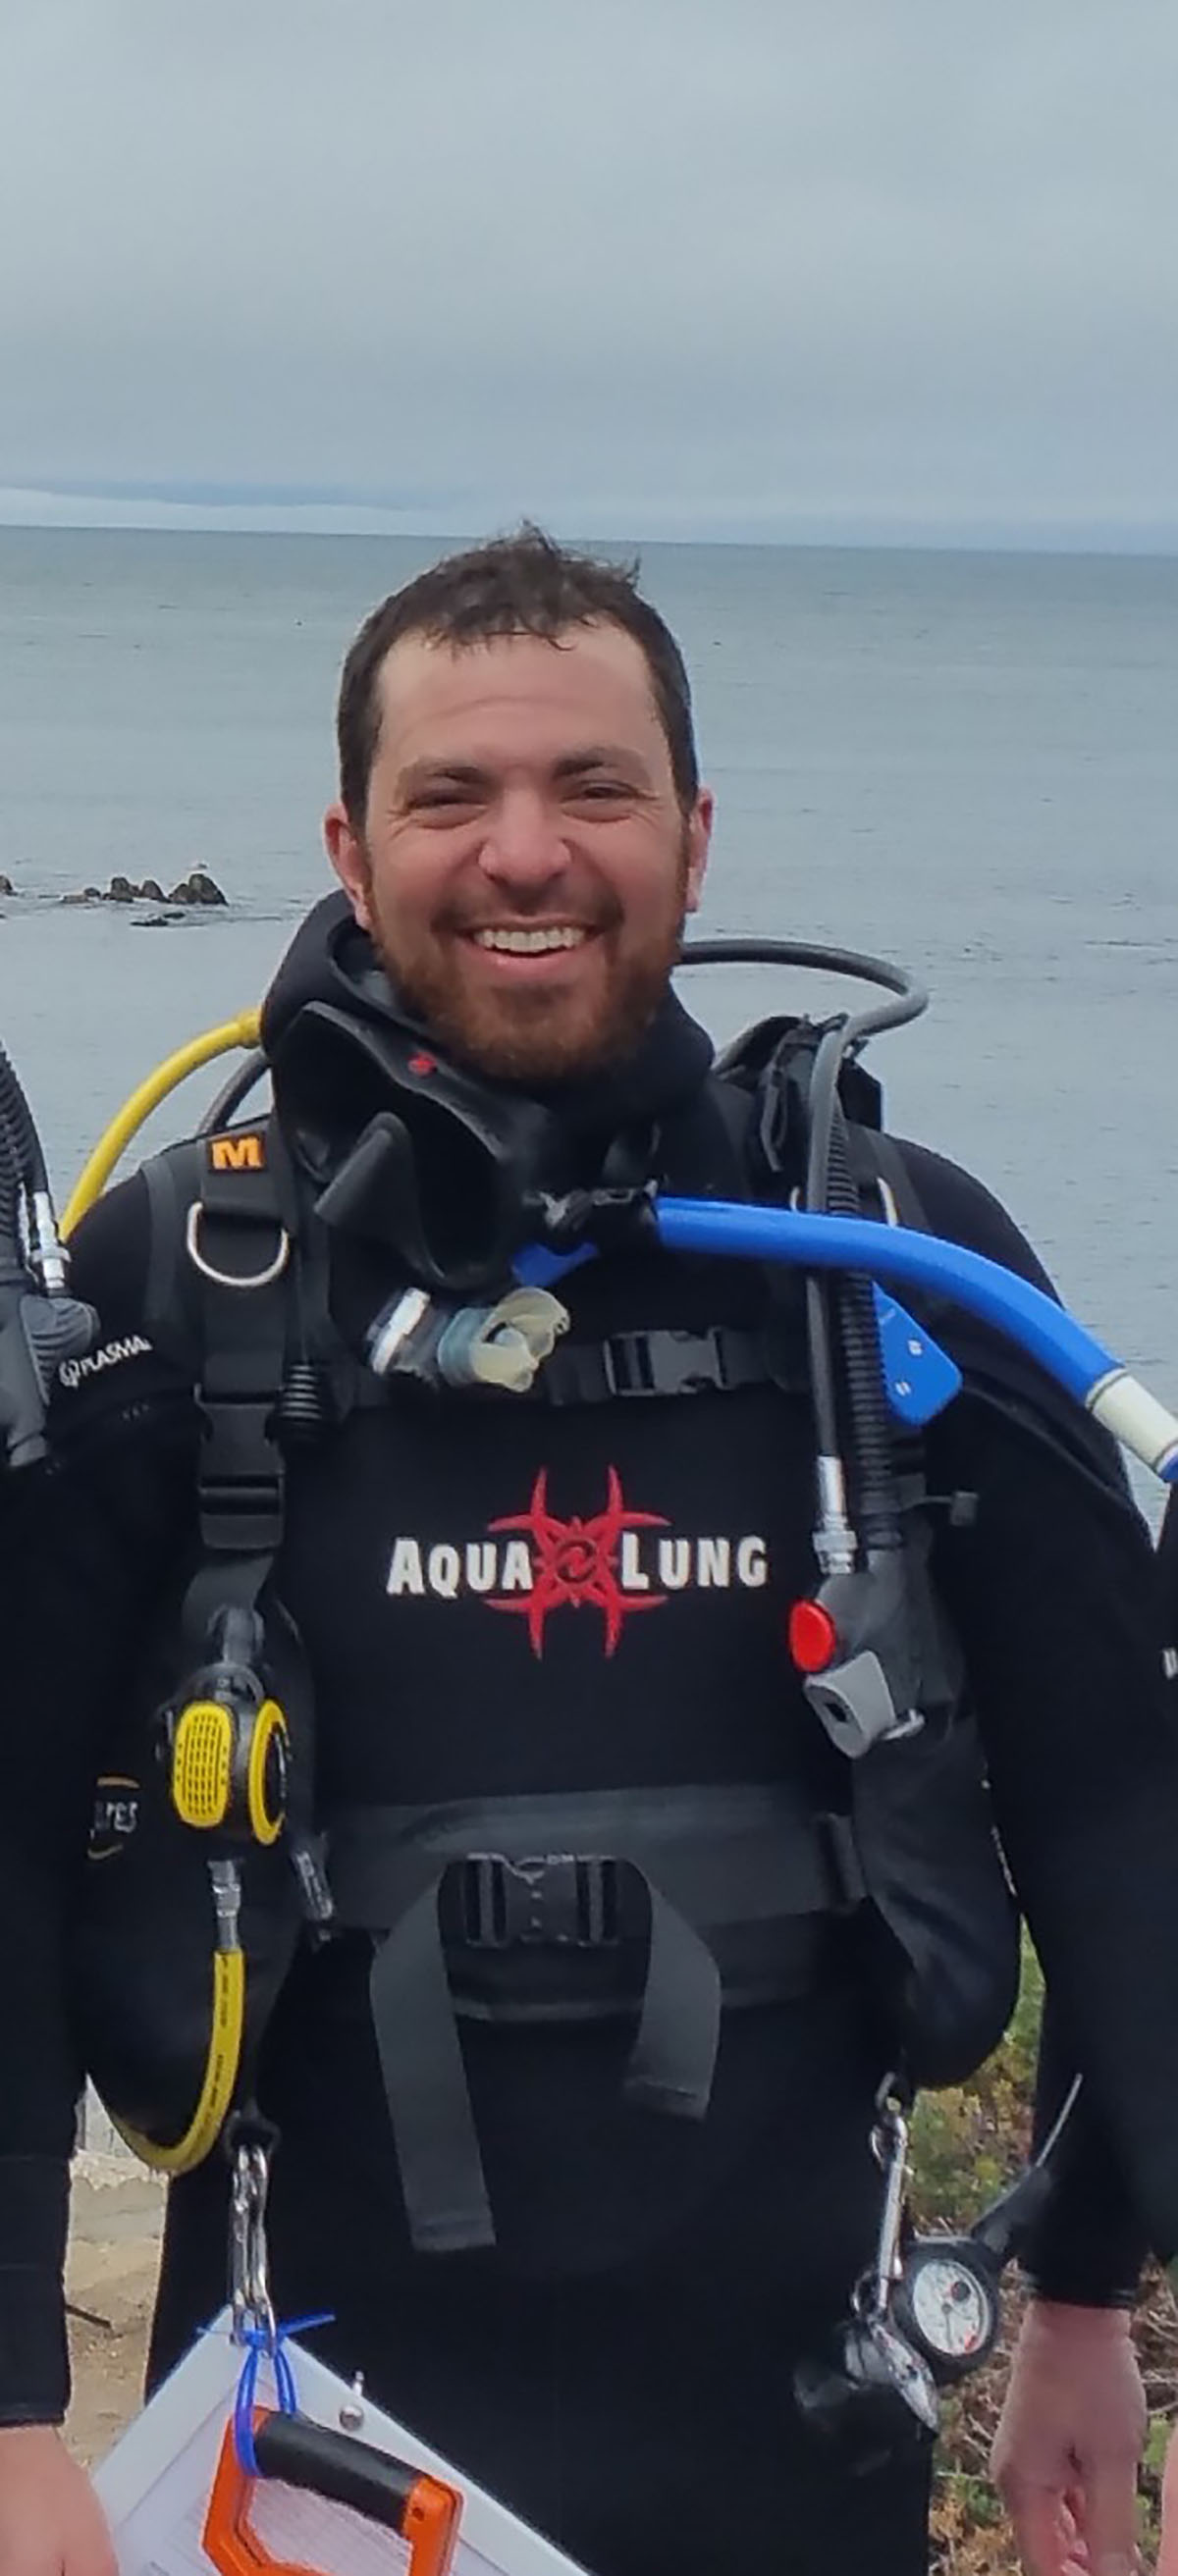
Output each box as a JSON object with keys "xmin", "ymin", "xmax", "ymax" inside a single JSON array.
[
  {"xmin": 459, "ymin": 1853, "xmax": 622, "ymax": 1949},
  {"xmin": 603, "ymin": 1327, "xmax": 743, "ymax": 1399},
  {"xmin": 197, "ymin": 1400, "xmax": 286, "ymax": 1553}
]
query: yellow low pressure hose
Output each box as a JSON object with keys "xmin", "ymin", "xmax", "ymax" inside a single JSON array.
[
  {"xmin": 61, "ymin": 1008, "xmax": 262, "ymax": 1239},
  {"xmin": 114, "ymin": 1946, "xmax": 247, "ymax": 2175},
  {"xmin": 63, "ymin": 1012, "xmax": 261, "ymax": 2170}
]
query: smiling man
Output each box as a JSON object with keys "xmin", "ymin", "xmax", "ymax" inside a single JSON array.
[
  {"xmin": 325, "ymin": 579, "xmax": 711, "ymax": 1081},
  {"xmin": 3, "ymin": 530, "xmax": 1178, "ymax": 2576}
]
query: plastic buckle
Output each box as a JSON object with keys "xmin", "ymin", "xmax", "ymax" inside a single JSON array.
[
  {"xmin": 603, "ymin": 1329, "xmax": 726, "ymax": 1398},
  {"xmin": 199, "ymin": 1400, "xmax": 284, "ymax": 1483},
  {"xmin": 197, "ymin": 1403, "xmax": 285, "ymax": 1551},
  {"xmin": 460, "ymin": 1853, "xmax": 621, "ymax": 1948}
]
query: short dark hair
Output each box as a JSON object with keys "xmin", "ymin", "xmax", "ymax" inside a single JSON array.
[{"xmin": 336, "ymin": 524, "xmax": 700, "ymax": 825}]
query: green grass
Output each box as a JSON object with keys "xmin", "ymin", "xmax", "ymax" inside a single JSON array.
[{"xmin": 913, "ymin": 1940, "xmax": 1178, "ymax": 2569}]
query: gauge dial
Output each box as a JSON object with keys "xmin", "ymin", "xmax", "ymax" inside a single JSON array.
[{"xmin": 907, "ymin": 2256, "xmax": 996, "ymax": 2364}]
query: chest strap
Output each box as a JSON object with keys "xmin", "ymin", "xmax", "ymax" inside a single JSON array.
[
  {"xmin": 327, "ymin": 1783, "xmax": 864, "ymax": 2255},
  {"xmin": 535, "ymin": 1319, "xmax": 806, "ymax": 1404},
  {"xmin": 347, "ymin": 1319, "xmax": 811, "ymax": 1413}
]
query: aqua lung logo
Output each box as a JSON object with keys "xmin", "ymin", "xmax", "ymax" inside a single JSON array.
[
  {"xmin": 88, "ymin": 1776, "xmax": 140, "ymax": 1863},
  {"xmin": 386, "ymin": 1467, "xmax": 770, "ymax": 1659},
  {"xmin": 59, "ymin": 1334, "xmax": 152, "ymax": 1393}
]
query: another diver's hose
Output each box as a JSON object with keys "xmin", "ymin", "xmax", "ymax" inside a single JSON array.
[
  {"xmin": 0, "ymin": 1038, "xmax": 48, "ymax": 1193},
  {"xmin": 0, "ymin": 1039, "xmax": 45, "ymax": 1250},
  {"xmin": 0, "ymin": 1114, "xmax": 19, "ymax": 1254},
  {"xmin": 0, "ymin": 1039, "xmax": 96, "ymax": 1466}
]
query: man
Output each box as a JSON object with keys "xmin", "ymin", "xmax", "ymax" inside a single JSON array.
[{"xmin": 1, "ymin": 529, "xmax": 1176, "ymax": 2576}]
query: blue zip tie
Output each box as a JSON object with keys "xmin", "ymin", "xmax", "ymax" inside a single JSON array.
[{"xmin": 232, "ymin": 2312, "xmax": 334, "ymax": 2476}]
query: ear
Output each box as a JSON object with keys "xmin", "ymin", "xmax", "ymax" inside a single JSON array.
[
  {"xmin": 324, "ymin": 801, "xmax": 373, "ymax": 931},
  {"xmin": 682, "ymin": 788, "xmax": 714, "ymax": 917}
]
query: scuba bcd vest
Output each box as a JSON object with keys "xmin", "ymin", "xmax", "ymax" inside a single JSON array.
[{"xmin": 73, "ymin": 992, "xmax": 1028, "ymax": 2249}]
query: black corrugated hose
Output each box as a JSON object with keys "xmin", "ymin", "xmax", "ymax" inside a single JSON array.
[
  {"xmin": 0, "ymin": 1039, "xmax": 97, "ymax": 1469},
  {"xmin": 804, "ymin": 1018, "xmax": 903, "ymax": 1556}
]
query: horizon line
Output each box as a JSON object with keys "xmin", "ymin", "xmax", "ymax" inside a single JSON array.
[{"xmin": 0, "ymin": 485, "xmax": 1176, "ymax": 557}]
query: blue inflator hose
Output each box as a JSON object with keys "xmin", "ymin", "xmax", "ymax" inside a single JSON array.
[{"xmin": 646, "ymin": 1198, "xmax": 1178, "ymax": 1483}]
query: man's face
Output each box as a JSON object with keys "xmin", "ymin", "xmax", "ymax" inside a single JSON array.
[{"xmin": 324, "ymin": 622, "xmax": 712, "ymax": 1082}]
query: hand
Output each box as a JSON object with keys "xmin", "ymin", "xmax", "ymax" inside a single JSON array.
[
  {"xmin": 1154, "ymin": 2419, "xmax": 1178, "ymax": 2573},
  {"xmin": 0, "ymin": 2427, "xmax": 116, "ymax": 2576},
  {"xmin": 991, "ymin": 2299, "xmax": 1145, "ymax": 2575}
]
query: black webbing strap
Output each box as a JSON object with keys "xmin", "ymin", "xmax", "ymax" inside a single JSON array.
[
  {"xmin": 181, "ymin": 1138, "xmax": 296, "ymax": 1639},
  {"xmin": 332, "ymin": 1784, "xmax": 865, "ymax": 2254},
  {"xmin": 366, "ymin": 1864, "xmax": 722, "ymax": 2253},
  {"xmin": 621, "ymin": 1888, "xmax": 721, "ymax": 2117},
  {"xmin": 368, "ymin": 1883, "xmax": 496, "ymax": 2254}
]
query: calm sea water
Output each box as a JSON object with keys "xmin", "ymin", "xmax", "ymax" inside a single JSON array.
[{"xmin": 2, "ymin": 527, "xmax": 1177, "ymax": 1432}]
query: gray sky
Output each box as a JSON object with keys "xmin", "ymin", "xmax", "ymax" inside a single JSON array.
[{"xmin": 2, "ymin": 0, "xmax": 1175, "ymax": 546}]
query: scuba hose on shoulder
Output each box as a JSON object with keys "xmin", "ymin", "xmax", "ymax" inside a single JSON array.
[
  {"xmin": 793, "ymin": 1015, "xmax": 933, "ymax": 1763},
  {"xmin": 0, "ymin": 1037, "xmax": 96, "ymax": 1469},
  {"xmin": 646, "ymin": 1196, "xmax": 1178, "ymax": 1480}
]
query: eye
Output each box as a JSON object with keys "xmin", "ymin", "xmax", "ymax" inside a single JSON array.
[{"xmin": 565, "ymin": 778, "xmax": 632, "ymax": 804}]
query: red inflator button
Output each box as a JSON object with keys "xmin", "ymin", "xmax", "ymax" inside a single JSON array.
[{"xmin": 788, "ymin": 1600, "xmax": 839, "ymax": 1674}]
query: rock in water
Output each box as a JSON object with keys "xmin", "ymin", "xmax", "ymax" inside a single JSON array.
[{"xmin": 166, "ymin": 870, "xmax": 227, "ymax": 907}]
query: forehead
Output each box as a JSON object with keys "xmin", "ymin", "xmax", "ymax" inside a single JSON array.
[{"xmin": 373, "ymin": 623, "xmax": 670, "ymax": 776}]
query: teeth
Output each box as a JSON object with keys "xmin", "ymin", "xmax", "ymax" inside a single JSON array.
[{"xmin": 472, "ymin": 926, "xmax": 588, "ymax": 954}]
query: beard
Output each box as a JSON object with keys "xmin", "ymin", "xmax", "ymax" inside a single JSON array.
[{"xmin": 360, "ymin": 839, "xmax": 692, "ymax": 1086}]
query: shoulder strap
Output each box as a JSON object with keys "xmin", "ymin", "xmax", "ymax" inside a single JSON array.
[
  {"xmin": 845, "ymin": 1126, "xmax": 935, "ymax": 1234},
  {"xmin": 137, "ymin": 1120, "xmax": 308, "ymax": 1635},
  {"xmin": 140, "ymin": 1136, "xmax": 205, "ymax": 1366}
]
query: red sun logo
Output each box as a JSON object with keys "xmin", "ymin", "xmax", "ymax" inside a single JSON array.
[{"xmin": 487, "ymin": 1466, "xmax": 669, "ymax": 1657}]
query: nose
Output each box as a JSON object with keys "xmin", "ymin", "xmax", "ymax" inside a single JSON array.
[{"xmin": 477, "ymin": 787, "xmax": 569, "ymax": 894}]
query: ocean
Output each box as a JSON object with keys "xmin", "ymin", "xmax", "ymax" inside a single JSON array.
[{"xmin": 2, "ymin": 525, "xmax": 1177, "ymax": 1431}]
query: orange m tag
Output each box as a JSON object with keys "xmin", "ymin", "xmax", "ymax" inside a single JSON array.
[
  {"xmin": 208, "ymin": 1132, "xmax": 267, "ymax": 1174},
  {"xmin": 203, "ymin": 2409, "xmax": 461, "ymax": 2576}
]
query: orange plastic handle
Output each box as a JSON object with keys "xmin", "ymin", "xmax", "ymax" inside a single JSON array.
[{"xmin": 202, "ymin": 2409, "xmax": 460, "ymax": 2576}]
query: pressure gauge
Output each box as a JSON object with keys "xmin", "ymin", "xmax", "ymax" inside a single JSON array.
[{"xmin": 892, "ymin": 2238, "xmax": 1001, "ymax": 2383}]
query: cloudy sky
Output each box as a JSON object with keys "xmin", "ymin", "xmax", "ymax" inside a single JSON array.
[{"xmin": 1, "ymin": 0, "xmax": 1175, "ymax": 546}]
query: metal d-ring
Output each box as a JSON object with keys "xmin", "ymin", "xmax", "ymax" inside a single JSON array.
[{"xmin": 185, "ymin": 1201, "xmax": 291, "ymax": 1290}]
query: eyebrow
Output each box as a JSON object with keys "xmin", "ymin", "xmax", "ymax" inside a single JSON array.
[
  {"xmin": 551, "ymin": 746, "xmax": 653, "ymax": 782},
  {"xmin": 397, "ymin": 745, "xmax": 654, "ymax": 795}
]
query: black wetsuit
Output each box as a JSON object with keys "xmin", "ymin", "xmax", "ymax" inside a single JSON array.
[{"xmin": 2, "ymin": 910, "xmax": 1177, "ymax": 2576}]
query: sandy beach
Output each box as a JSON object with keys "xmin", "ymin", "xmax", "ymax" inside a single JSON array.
[{"xmin": 64, "ymin": 2156, "xmax": 163, "ymax": 2470}]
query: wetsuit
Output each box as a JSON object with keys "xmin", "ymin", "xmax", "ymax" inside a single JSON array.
[
  {"xmin": 2, "ymin": 910, "xmax": 1177, "ymax": 2576},
  {"xmin": 1157, "ymin": 1496, "xmax": 1178, "ymax": 1641}
]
